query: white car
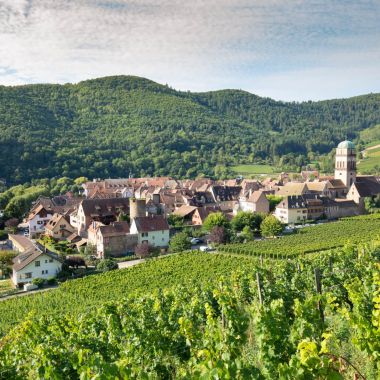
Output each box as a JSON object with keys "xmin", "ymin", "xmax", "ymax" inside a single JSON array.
[{"xmin": 199, "ymin": 245, "xmax": 214, "ymax": 252}]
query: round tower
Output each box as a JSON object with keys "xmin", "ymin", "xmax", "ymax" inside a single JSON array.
[
  {"xmin": 129, "ymin": 198, "xmax": 146, "ymax": 220},
  {"xmin": 334, "ymin": 140, "xmax": 356, "ymax": 188}
]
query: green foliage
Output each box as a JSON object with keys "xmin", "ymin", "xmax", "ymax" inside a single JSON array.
[
  {"xmin": 167, "ymin": 214, "xmax": 185, "ymax": 227},
  {"xmin": 219, "ymin": 214, "xmax": 380, "ymax": 258},
  {"xmin": 266, "ymin": 194, "xmax": 283, "ymax": 212},
  {"xmin": 169, "ymin": 232, "xmax": 191, "ymax": 252},
  {"xmin": 1, "ymin": 76, "xmax": 380, "ymax": 184},
  {"xmin": 0, "ymin": 241, "xmax": 379, "ymax": 378},
  {"xmin": 203, "ymin": 211, "xmax": 230, "ymax": 231},
  {"xmin": 260, "ymin": 215, "xmax": 283, "ymax": 238},
  {"xmin": 240, "ymin": 225, "xmax": 254, "ymax": 241},
  {"xmin": 31, "ymin": 278, "xmax": 45, "ymax": 288},
  {"xmin": 96, "ymin": 259, "xmax": 118, "ymax": 272},
  {"xmin": 231, "ymin": 211, "xmax": 264, "ymax": 232},
  {"xmin": 0, "ymin": 230, "xmax": 8, "ymax": 241}
]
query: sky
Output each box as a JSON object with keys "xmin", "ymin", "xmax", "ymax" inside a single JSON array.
[{"xmin": 0, "ymin": 0, "xmax": 379, "ymax": 101}]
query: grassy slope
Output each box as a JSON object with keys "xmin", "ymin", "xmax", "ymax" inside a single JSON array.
[{"xmin": 230, "ymin": 164, "xmax": 278, "ymax": 175}]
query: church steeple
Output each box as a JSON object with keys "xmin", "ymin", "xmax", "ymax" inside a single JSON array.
[{"xmin": 334, "ymin": 140, "xmax": 356, "ymax": 188}]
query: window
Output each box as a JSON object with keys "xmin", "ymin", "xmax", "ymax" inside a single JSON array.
[
  {"xmin": 37, "ymin": 220, "xmax": 43, "ymax": 225},
  {"xmin": 59, "ymin": 224, "xmax": 66, "ymax": 229},
  {"xmin": 45, "ymin": 259, "xmax": 48, "ymax": 263},
  {"xmin": 24, "ymin": 272, "xmax": 32, "ymax": 279},
  {"xmin": 42, "ymin": 270, "xmax": 48, "ymax": 275},
  {"xmin": 49, "ymin": 259, "xmax": 53, "ymax": 263},
  {"xmin": 35, "ymin": 261, "xmax": 40, "ymax": 267}
]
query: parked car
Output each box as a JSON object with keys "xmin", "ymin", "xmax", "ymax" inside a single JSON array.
[
  {"xmin": 190, "ymin": 237, "xmax": 202, "ymax": 245},
  {"xmin": 199, "ymin": 245, "xmax": 215, "ymax": 252}
]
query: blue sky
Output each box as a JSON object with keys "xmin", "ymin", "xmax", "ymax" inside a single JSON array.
[{"xmin": 0, "ymin": 0, "xmax": 379, "ymax": 101}]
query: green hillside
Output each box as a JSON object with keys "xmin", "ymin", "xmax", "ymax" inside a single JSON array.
[{"xmin": 1, "ymin": 75, "xmax": 380, "ymax": 184}]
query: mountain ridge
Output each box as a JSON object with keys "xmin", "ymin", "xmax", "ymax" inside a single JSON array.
[{"xmin": 0, "ymin": 75, "xmax": 379, "ymax": 184}]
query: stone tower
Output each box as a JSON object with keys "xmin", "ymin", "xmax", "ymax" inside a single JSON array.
[
  {"xmin": 129, "ymin": 198, "xmax": 146, "ymax": 220},
  {"xmin": 334, "ymin": 140, "xmax": 356, "ymax": 188}
]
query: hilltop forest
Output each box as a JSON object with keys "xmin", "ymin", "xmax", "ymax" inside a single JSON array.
[{"xmin": 1, "ymin": 75, "xmax": 380, "ymax": 185}]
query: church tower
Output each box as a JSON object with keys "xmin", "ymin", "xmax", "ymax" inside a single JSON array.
[{"xmin": 334, "ymin": 140, "xmax": 356, "ymax": 188}]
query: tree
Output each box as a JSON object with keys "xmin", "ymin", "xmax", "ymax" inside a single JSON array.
[
  {"xmin": 96, "ymin": 259, "xmax": 118, "ymax": 272},
  {"xmin": 170, "ymin": 232, "xmax": 191, "ymax": 253},
  {"xmin": 0, "ymin": 250, "xmax": 16, "ymax": 276},
  {"xmin": 0, "ymin": 230, "xmax": 8, "ymax": 241},
  {"xmin": 266, "ymin": 195, "xmax": 283, "ymax": 212},
  {"xmin": 135, "ymin": 243, "xmax": 153, "ymax": 259},
  {"xmin": 208, "ymin": 226, "xmax": 228, "ymax": 245},
  {"xmin": 260, "ymin": 215, "xmax": 283, "ymax": 238},
  {"xmin": 240, "ymin": 225, "xmax": 254, "ymax": 241},
  {"xmin": 167, "ymin": 214, "xmax": 184, "ymax": 227},
  {"xmin": 203, "ymin": 212, "xmax": 230, "ymax": 231},
  {"xmin": 5, "ymin": 218, "xmax": 19, "ymax": 231},
  {"xmin": 65, "ymin": 256, "xmax": 86, "ymax": 268},
  {"xmin": 231, "ymin": 211, "xmax": 263, "ymax": 232}
]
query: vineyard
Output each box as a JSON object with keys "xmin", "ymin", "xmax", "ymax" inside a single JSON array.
[
  {"xmin": 219, "ymin": 214, "xmax": 380, "ymax": 258},
  {"xmin": 0, "ymin": 253, "xmax": 260, "ymax": 336},
  {"xmin": 0, "ymin": 240, "xmax": 379, "ymax": 379}
]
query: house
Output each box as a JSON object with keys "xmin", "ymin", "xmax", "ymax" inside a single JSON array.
[
  {"xmin": 276, "ymin": 182, "xmax": 308, "ymax": 197},
  {"xmin": 274, "ymin": 195, "xmax": 308, "ymax": 224},
  {"xmin": 324, "ymin": 199, "xmax": 360, "ymax": 219},
  {"xmin": 172, "ymin": 205, "xmax": 198, "ymax": 224},
  {"xmin": 73, "ymin": 198, "xmax": 130, "ymax": 237},
  {"xmin": 45, "ymin": 213, "xmax": 75, "ymax": 240},
  {"xmin": 8, "ymin": 234, "xmax": 36, "ymax": 253},
  {"xmin": 26, "ymin": 196, "xmax": 82, "ymax": 238},
  {"xmin": 210, "ymin": 185, "xmax": 242, "ymax": 204},
  {"xmin": 192, "ymin": 206, "xmax": 222, "ymax": 225},
  {"xmin": 130, "ymin": 216, "xmax": 170, "ymax": 247},
  {"xmin": 87, "ymin": 221, "xmax": 138, "ymax": 258},
  {"xmin": 238, "ymin": 190, "xmax": 270, "ymax": 214},
  {"xmin": 12, "ymin": 250, "xmax": 62, "ymax": 287},
  {"xmin": 347, "ymin": 176, "xmax": 380, "ymax": 211},
  {"xmin": 26, "ymin": 204, "xmax": 54, "ymax": 238}
]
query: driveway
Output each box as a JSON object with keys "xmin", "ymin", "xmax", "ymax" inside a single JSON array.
[{"xmin": 118, "ymin": 258, "xmax": 145, "ymax": 269}]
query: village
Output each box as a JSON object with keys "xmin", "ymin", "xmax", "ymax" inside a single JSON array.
[{"xmin": 3, "ymin": 140, "xmax": 380, "ymax": 291}]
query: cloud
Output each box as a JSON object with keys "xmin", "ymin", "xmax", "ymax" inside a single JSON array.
[{"xmin": 0, "ymin": 0, "xmax": 379, "ymax": 99}]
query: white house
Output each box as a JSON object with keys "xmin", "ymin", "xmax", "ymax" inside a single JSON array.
[
  {"xmin": 26, "ymin": 204, "xmax": 54, "ymax": 238},
  {"xmin": 274, "ymin": 196, "xmax": 308, "ymax": 224},
  {"xmin": 238, "ymin": 190, "xmax": 270, "ymax": 214},
  {"xmin": 130, "ymin": 216, "xmax": 170, "ymax": 247},
  {"xmin": 12, "ymin": 250, "xmax": 62, "ymax": 287}
]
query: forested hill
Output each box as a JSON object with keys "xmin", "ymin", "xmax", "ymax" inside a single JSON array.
[{"xmin": 0, "ymin": 75, "xmax": 379, "ymax": 184}]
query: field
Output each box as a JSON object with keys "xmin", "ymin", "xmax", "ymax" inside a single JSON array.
[
  {"xmin": 219, "ymin": 214, "xmax": 380, "ymax": 258},
  {"xmin": 231, "ymin": 164, "xmax": 278, "ymax": 176},
  {"xmin": 359, "ymin": 123, "xmax": 380, "ymax": 147},
  {"xmin": 358, "ymin": 144, "xmax": 380, "ymax": 173},
  {"xmin": 1, "ymin": 240, "xmax": 379, "ymax": 379},
  {"xmin": 0, "ymin": 253, "xmax": 259, "ymax": 336}
]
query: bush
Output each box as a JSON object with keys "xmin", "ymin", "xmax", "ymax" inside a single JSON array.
[
  {"xmin": 134, "ymin": 243, "xmax": 154, "ymax": 259},
  {"xmin": 208, "ymin": 226, "xmax": 229, "ymax": 245},
  {"xmin": 65, "ymin": 256, "xmax": 86, "ymax": 268},
  {"xmin": 96, "ymin": 259, "xmax": 118, "ymax": 272},
  {"xmin": 0, "ymin": 230, "xmax": 8, "ymax": 241},
  {"xmin": 32, "ymin": 278, "xmax": 45, "ymax": 288},
  {"xmin": 169, "ymin": 232, "xmax": 191, "ymax": 253},
  {"xmin": 46, "ymin": 277, "xmax": 57, "ymax": 285}
]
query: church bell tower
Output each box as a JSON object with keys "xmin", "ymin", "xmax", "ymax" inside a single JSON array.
[{"xmin": 334, "ymin": 140, "xmax": 356, "ymax": 188}]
